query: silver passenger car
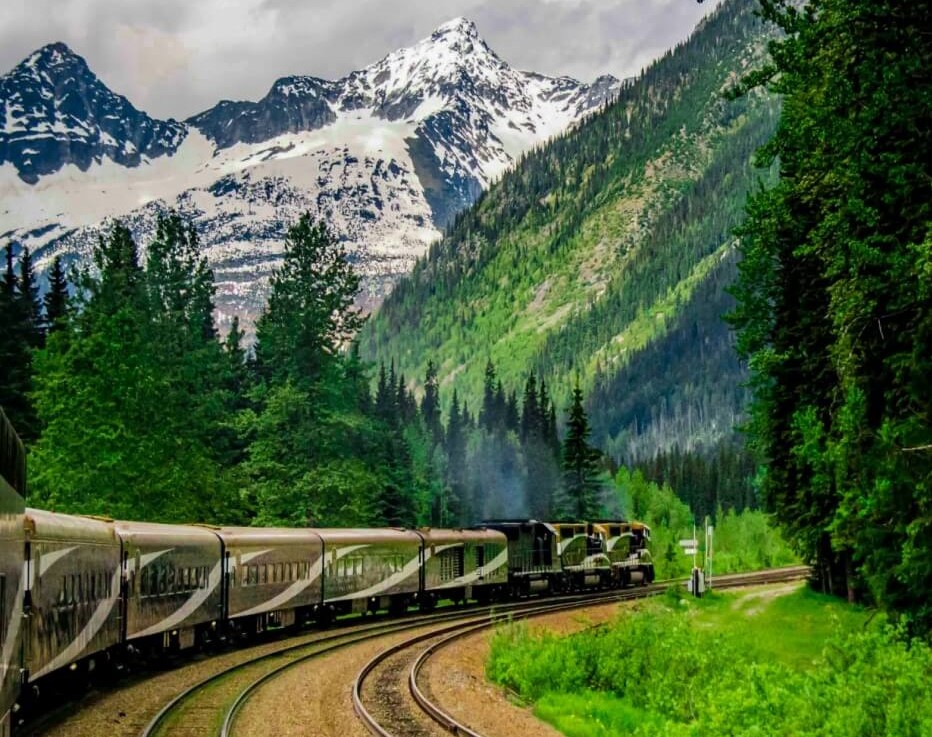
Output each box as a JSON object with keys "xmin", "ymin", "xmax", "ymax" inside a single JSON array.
[
  {"xmin": 315, "ymin": 528, "xmax": 423, "ymax": 615},
  {"xmin": 117, "ymin": 521, "xmax": 223, "ymax": 651},
  {"xmin": 219, "ymin": 526, "xmax": 324, "ymax": 632},
  {"xmin": 0, "ymin": 410, "xmax": 25, "ymax": 737},
  {"xmin": 419, "ymin": 528, "xmax": 508, "ymax": 605},
  {"xmin": 22, "ymin": 510, "xmax": 122, "ymax": 685}
]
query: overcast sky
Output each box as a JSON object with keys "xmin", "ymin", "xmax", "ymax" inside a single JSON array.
[{"xmin": 0, "ymin": 0, "xmax": 721, "ymax": 120}]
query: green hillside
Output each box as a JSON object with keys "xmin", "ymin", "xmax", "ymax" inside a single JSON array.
[{"xmin": 360, "ymin": 0, "xmax": 777, "ymax": 462}]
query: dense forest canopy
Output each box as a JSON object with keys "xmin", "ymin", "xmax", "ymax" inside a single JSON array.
[{"xmin": 730, "ymin": 0, "xmax": 932, "ymax": 631}]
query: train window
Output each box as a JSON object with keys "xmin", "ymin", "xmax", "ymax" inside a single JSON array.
[
  {"xmin": 475, "ymin": 546, "xmax": 485, "ymax": 568},
  {"xmin": 0, "ymin": 575, "xmax": 5, "ymax": 643}
]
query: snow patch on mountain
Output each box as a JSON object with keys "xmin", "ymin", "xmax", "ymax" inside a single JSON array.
[{"xmin": 0, "ymin": 19, "xmax": 620, "ymax": 327}]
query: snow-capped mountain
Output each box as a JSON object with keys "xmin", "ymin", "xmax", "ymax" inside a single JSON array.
[
  {"xmin": 0, "ymin": 19, "xmax": 620, "ymax": 326},
  {"xmin": 0, "ymin": 42, "xmax": 187, "ymax": 185}
]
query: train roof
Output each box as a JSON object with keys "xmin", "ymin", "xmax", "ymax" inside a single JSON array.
[
  {"xmin": 113, "ymin": 519, "xmax": 222, "ymax": 547},
  {"xmin": 216, "ymin": 526, "xmax": 322, "ymax": 547},
  {"xmin": 418, "ymin": 528, "xmax": 507, "ymax": 545},
  {"xmin": 25, "ymin": 508, "xmax": 118, "ymax": 545},
  {"xmin": 309, "ymin": 527, "xmax": 423, "ymax": 545},
  {"xmin": 482, "ymin": 519, "xmax": 559, "ymax": 535}
]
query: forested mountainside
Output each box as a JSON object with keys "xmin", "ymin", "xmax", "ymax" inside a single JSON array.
[{"xmin": 360, "ymin": 0, "xmax": 777, "ymax": 462}]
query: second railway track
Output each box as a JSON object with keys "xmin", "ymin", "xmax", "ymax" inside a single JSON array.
[{"xmin": 353, "ymin": 566, "xmax": 811, "ymax": 737}]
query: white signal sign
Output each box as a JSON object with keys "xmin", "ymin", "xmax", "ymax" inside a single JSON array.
[{"xmin": 679, "ymin": 539, "xmax": 698, "ymax": 547}]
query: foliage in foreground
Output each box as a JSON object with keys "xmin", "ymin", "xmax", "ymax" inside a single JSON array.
[{"xmin": 488, "ymin": 590, "xmax": 932, "ymax": 737}]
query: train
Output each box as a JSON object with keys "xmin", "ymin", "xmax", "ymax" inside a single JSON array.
[{"xmin": 0, "ymin": 409, "xmax": 653, "ymax": 733}]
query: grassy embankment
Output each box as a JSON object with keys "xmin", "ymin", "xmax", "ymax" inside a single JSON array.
[{"xmin": 487, "ymin": 585, "xmax": 931, "ymax": 736}]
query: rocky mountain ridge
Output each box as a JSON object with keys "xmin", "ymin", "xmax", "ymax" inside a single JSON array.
[{"xmin": 0, "ymin": 19, "xmax": 619, "ymax": 326}]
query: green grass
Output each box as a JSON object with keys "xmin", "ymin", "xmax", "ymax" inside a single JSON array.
[
  {"xmin": 487, "ymin": 585, "xmax": 932, "ymax": 737},
  {"xmin": 685, "ymin": 585, "xmax": 870, "ymax": 670}
]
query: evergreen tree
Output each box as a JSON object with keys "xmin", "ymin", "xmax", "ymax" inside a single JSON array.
[
  {"xmin": 396, "ymin": 373, "xmax": 418, "ymax": 424},
  {"xmin": 29, "ymin": 219, "xmax": 235, "ymax": 521},
  {"xmin": 254, "ymin": 213, "xmax": 363, "ymax": 385},
  {"xmin": 375, "ymin": 362, "xmax": 395, "ymax": 423},
  {"xmin": 445, "ymin": 389, "xmax": 468, "ymax": 522},
  {"xmin": 561, "ymin": 379, "xmax": 602, "ymax": 519},
  {"xmin": 521, "ymin": 373, "xmax": 540, "ymax": 441},
  {"xmin": 17, "ymin": 247, "xmax": 43, "ymax": 349},
  {"xmin": 504, "ymin": 390, "xmax": 520, "ymax": 435},
  {"xmin": 494, "ymin": 379, "xmax": 507, "ymax": 431},
  {"xmin": 420, "ymin": 359, "xmax": 443, "ymax": 444},
  {"xmin": 43, "ymin": 256, "xmax": 69, "ymax": 333},
  {"xmin": 480, "ymin": 359, "xmax": 497, "ymax": 430},
  {"xmin": 0, "ymin": 246, "xmax": 36, "ymax": 439}
]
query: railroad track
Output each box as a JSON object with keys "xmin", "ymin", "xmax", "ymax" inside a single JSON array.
[
  {"xmin": 139, "ymin": 585, "xmax": 663, "ymax": 737},
  {"xmin": 353, "ymin": 565, "xmax": 811, "ymax": 737}
]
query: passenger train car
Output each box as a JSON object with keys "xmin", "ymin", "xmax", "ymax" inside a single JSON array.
[
  {"xmin": 0, "ymin": 407, "xmax": 653, "ymax": 731},
  {"xmin": 0, "ymin": 409, "xmax": 25, "ymax": 737}
]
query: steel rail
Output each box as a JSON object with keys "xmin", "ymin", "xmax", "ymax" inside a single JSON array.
[
  {"xmin": 142, "ymin": 584, "xmax": 651, "ymax": 737},
  {"xmin": 408, "ymin": 566, "xmax": 812, "ymax": 737},
  {"xmin": 352, "ymin": 585, "xmax": 671, "ymax": 737},
  {"xmin": 220, "ymin": 585, "xmax": 662, "ymax": 737},
  {"xmin": 356, "ymin": 566, "xmax": 811, "ymax": 737}
]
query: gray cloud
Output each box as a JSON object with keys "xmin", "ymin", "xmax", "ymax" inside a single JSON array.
[{"xmin": 0, "ymin": 0, "xmax": 721, "ymax": 120}]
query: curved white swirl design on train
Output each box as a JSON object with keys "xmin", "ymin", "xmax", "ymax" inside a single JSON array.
[
  {"xmin": 131, "ymin": 559, "xmax": 223, "ymax": 638},
  {"xmin": 32, "ymin": 566, "xmax": 123, "ymax": 680},
  {"xmin": 235, "ymin": 556, "xmax": 324, "ymax": 617}
]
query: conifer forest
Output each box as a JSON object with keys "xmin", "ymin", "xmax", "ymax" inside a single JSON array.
[{"xmin": 1, "ymin": 0, "xmax": 929, "ymax": 638}]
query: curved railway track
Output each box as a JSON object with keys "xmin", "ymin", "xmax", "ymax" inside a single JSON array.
[
  {"xmin": 353, "ymin": 566, "xmax": 811, "ymax": 737},
  {"xmin": 140, "ymin": 585, "xmax": 665, "ymax": 737}
]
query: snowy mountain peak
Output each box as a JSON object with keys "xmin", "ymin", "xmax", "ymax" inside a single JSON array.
[
  {"xmin": 432, "ymin": 17, "xmax": 481, "ymax": 38},
  {"xmin": 0, "ymin": 44, "xmax": 186, "ymax": 184},
  {"xmin": 25, "ymin": 41, "xmax": 82, "ymax": 70},
  {"xmin": 2, "ymin": 24, "xmax": 621, "ymax": 327}
]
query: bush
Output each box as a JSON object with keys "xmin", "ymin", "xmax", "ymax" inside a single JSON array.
[{"xmin": 487, "ymin": 597, "xmax": 932, "ymax": 736}]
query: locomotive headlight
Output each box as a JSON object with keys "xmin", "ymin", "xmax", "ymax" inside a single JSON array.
[{"xmin": 69, "ymin": 663, "xmax": 78, "ymax": 671}]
